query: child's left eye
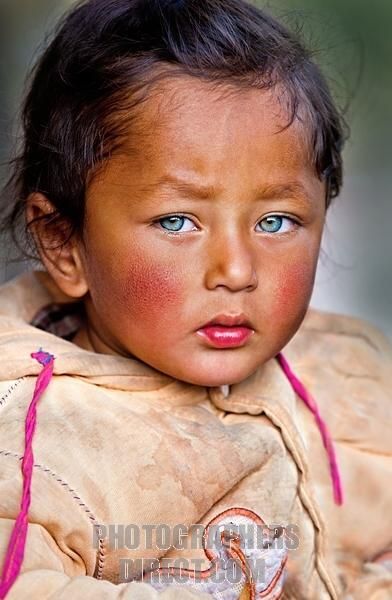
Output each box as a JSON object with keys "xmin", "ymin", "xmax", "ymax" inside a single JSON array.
[{"xmin": 256, "ymin": 215, "xmax": 298, "ymax": 234}]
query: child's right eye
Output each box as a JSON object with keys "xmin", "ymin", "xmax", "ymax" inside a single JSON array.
[{"xmin": 155, "ymin": 215, "xmax": 197, "ymax": 233}]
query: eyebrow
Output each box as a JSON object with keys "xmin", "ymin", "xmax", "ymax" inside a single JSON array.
[{"xmin": 145, "ymin": 174, "xmax": 313, "ymax": 206}]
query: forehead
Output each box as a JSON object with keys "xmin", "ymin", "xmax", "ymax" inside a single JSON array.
[
  {"xmin": 128, "ymin": 75, "xmax": 312, "ymax": 169},
  {"xmin": 89, "ymin": 75, "xmax": 323, "ymax": 202}
]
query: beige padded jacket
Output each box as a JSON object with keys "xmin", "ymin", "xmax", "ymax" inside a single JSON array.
[{"xmin": 0, "ymin": 271, "xmax": 391, "ymax": 599}]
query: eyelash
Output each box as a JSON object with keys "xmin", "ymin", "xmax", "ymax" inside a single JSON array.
[{"xmin": 153, "ymin": 213, "xmax": 301, "ymax": 236}]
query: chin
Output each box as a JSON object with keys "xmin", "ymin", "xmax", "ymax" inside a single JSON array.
[{"xmin": 176, "ymin": 362, "xmax": 258, "ymax": 388}]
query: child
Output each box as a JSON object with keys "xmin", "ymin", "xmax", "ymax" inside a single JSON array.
[{"xmin": 0, "ymin": 0, "xmax": 391, "ymax": 598}]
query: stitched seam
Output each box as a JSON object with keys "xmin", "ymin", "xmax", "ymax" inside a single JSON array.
[
  {"xmin": 216, "ymin": 404, "xmax": 338, "ymax": 597},
  {"xmin": 0, "ymin": 449, "xmax": 106, "ymax": 580},
  {"xmin": 335, "ymin": 441, "xmax": 391, "ymax": 457},
  {"xmin": 301, "ymin": 325, "xmax": 380, "ymax": 353},
  {"xmin": 233, "ymin": 408, "xmax": 339, "ymax": 598},
  {"xmin": 0, "ymin": 378, "xmax": 26, "ymax": 408}
]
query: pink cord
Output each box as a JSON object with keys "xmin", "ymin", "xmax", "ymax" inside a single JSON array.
[
  {"xmin": 276, "ymin": 352, "xmax": 344, "ymax": 506},
  {"xmin": 0, "ymin": 349, "xmax": 55, "ymax": 599}
]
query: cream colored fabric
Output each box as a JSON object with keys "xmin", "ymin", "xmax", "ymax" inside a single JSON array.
[{"xmin": 0, "ymin": 271, "xmax": 391, "ymax": 599}]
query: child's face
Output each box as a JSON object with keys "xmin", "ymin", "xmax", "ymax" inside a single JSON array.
[{"xmin": 76, "ymin": 78, "xmax": 326, "ymax": 386}]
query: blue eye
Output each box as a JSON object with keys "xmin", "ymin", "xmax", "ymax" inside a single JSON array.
[
  {"xmin": 156, "ymin": 215, "xmax": 196, "ymax": 233},
  {"xmin": 257, "ymin": 215, "xmax": 297, "ymax": 234}
]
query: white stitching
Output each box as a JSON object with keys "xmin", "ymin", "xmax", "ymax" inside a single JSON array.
[
  {"xmin": 0, "ymin": 378, "xmax": 26, "ymax": 408},
  {"xmin": 0, "ymin": 449, "xmax": 106, "ymax": 579}
]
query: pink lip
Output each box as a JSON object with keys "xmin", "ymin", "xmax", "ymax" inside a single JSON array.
[
  {"xmin": 201, "ymin": 313, "xmax": 253, "ymax": 329},
  {"xmin": 196, "ymin": 325, "xmax": 254, "ymax": 348}
]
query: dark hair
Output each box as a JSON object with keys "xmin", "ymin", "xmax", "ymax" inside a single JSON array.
[{"xmin": 1, "ymin": 0, "xmax": 348, "ymax": 256}]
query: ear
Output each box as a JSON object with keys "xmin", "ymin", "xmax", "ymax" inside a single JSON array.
[{"xmin": 26, "ymin": 192, "xmax": 89, "ymax": 299}]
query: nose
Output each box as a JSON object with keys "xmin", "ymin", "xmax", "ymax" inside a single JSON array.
[{"xmin": 204, "ymin": 228, "xmax": 258, "ymax": 292}]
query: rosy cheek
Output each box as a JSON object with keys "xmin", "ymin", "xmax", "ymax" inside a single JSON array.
[
  {"xmin": 271, "ymin": 261, "xmax": 315, "ymax": 316},
  {"xmin": 114, "ymin": 258, "xmax": 183, "ymax": 322}
]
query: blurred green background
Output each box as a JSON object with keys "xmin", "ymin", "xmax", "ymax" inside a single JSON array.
[{"xmin": 0, "ymin": 0, "xmax": 391, "ymax": 337}]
